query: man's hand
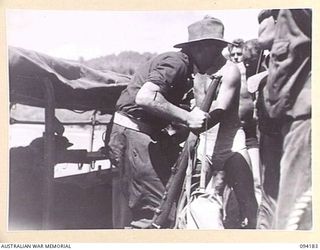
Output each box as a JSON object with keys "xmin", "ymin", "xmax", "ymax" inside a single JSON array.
[{"xmin": 186, "ymin": 107, "xmax": 209, "ymax": 129}]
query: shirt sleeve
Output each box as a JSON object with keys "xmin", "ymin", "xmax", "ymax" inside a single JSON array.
[{"xmin": 146, "ymin": 54, "xmax": 189, "ymax": 95}]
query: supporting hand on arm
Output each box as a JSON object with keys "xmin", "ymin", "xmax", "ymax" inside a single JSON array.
[{"xmin": 135, "ymin": 81, "xmax": 208, "ymax": 130}]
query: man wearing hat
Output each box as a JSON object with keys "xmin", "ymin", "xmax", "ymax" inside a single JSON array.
[
  {"xmin": 263, "ymin": 9, "xmax": 312, "ymax": 230},
  {"xmin": 107, "ymin": 16, "xmax": 257, "ymax": 229}
]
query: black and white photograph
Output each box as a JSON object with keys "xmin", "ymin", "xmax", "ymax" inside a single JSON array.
[{"xmin": 5, "ymin": 6, "xmax": 312, "ymax": 234}]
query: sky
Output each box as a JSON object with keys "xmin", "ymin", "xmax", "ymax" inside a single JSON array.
[{"xmin": 6, "ymin": 9, "xmax": 262, "ymax": 60}]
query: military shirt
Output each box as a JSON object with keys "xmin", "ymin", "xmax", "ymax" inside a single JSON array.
[{"xmin": 116, "ymin": 51, "xmax": 193, "ymax": 129}]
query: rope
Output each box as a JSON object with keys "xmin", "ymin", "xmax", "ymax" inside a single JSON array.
[{"xmin": 285, "ymin": 188, "xmax": 312, "ymax": 230}]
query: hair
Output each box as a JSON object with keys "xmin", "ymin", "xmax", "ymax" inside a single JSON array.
[
  {"xmin": 243, "ymin": 39, "xmax": 261, "ymax": 62},
  {"xmin": 228, "ymin": 38, "xmax": 245, "ymax": 52}
]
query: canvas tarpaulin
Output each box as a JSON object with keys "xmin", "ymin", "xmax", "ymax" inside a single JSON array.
[{"xmin": 9, "ymin": 46, "xmax": 131, "ymax": 113}]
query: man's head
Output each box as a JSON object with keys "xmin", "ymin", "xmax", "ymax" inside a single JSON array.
[
  {"xmin": 242, "ymin": 39, "xmax": 263, "ymax": 77},
  {"xmin": 184, "ymin": 40, "xmax": 225, "ymax": 74},
  {"xmin": 174, "ymin": 16, "xmax": 231, "ymax": 73},
  {"xmin": 257, "ymin": 9, "xmax": 279, "ymax": 50},
  {"xmin": 228, "ymin": 39, "xmax": 245, "ymax": 63}
]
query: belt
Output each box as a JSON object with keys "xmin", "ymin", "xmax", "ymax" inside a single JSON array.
[
  {"xmin": 113, "ymin": 112, "xmax": 156, "ymax": 135},
  {"xmin": 284, "ymin": 113, "xmax": 311, "ymax": 122}
]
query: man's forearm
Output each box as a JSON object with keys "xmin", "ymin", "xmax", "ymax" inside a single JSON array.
[
  {"xmin": 141, "ymin": 91, "xmax": 189, "ymax": 126},
  {"xmin": 136, "ymin": 81, "xmax": 207, "ymax": 129},
  {"xmin": 207, "ymin": 108, "xmax": 225, "ymax": 128},
  {"xmin": 194, "ymin": 108, "xmax": 225, "ymax": 134}
]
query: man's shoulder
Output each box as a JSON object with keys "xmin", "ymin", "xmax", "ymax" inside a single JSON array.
[
  {"xmin": 151, "ymin": 51, "xmax": 191, "ymax": 76},
  {"xmin": 157, "ymin": 51, "xmax": 190, "ymax": 64},
  {"xmin": 223, "ymin": 60, "xmax": 240, "ymax": 71},
  {"xmin": 219, "ymin": 60, "xmax": 241, "ymax": 79},
  {"xmin": 208, "ymin": 58, "xmax": 239, "ymax": 76}
]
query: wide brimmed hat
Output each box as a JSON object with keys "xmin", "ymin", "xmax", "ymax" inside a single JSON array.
[{"xmin": 174, "ymin": 16, "xmax": 232, "ymax": 48}]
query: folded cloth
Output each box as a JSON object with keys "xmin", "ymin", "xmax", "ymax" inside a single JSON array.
[{"xmin": 247, "ymin": 71, "xmax": 268, "ymax": 93}]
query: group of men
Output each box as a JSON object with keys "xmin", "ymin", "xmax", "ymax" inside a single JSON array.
[{"xmin": 106, "ymin": 9, "xmax": 312, "ymax": 230}]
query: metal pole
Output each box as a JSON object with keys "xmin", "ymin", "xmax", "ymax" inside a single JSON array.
[
  {"xmin": 42, "ymin": 78, "xmax": 56, "ymax": 229},
  {"xmin": 89, "ymin": 110, "xmax": 97, "ymax": 171}
]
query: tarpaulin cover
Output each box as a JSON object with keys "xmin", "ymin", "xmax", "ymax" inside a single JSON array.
[{"xmin": 9, "ymin": 46, "xmax": 131, "ymax": 113}]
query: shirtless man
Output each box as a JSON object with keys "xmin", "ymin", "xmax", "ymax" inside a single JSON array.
[
  {"xmin": 226, "ymin": 39, "xmax": 263, "ymax": 205},
  {"xmin": 240, "ymin": 39, "xmax": 263, "ymax": 205},
  {"xmin": 194, "ymin": 47, "xmax": 258, "ymax": 229}
]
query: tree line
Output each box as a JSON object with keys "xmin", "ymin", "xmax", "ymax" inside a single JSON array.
[{"xmin": 84, "ymin": 51, "xmax": 157, "ymax": 76}]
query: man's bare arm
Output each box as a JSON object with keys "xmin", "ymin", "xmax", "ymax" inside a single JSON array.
[
  {"xmin": 135, "ymin": 81, "xmax": 207, "ymax": 129},
  {"xmin": 205, "ymin": 63, "xmax": 241, "ymax": 129},
  {"xmin": 215, "ymin": 62, "xmax": 241, "ymax": 111}
]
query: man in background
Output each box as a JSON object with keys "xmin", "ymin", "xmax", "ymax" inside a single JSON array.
[
  {"xmin": 247, "ymin": 9, "xmax": 282, "ymax": 229},
  {"xmin": 227, "ymin": 38, "xmax": 262, "ymax": 206},
  {"xmin": 228, "ymin": 39, "xmax": 244, "ymax": 64}
]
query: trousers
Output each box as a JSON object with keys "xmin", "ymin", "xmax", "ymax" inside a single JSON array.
[
  {"xmin": 107, "ymin": 123, "xmax": 178, "ymax": 228},
  {"xmin": 257, "ymin": 132, "xmax": 282, "ymax": 229},
  {"xmin": 274, "ymin": 119, "xmax": 312, "ymax": 229}
]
